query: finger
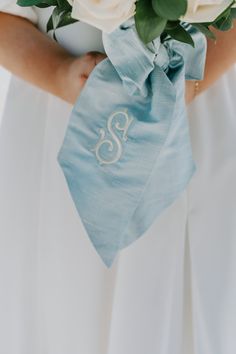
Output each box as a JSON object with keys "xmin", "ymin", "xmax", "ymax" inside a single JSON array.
[
  {"xmin": 94, "ymin": 52, "xmax": 107, "ymax": 65},
  {"xmin": 81, "ymin": 52, "xmax": 106, "ymax": 78},
  {"xmin": 85, "ymin": 51, "xmax": 107, "ymax": 65}
]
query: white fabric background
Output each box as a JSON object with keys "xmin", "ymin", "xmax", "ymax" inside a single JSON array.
[
  {"xmin": 0, "ymin": 68, "xmax": 10, "ymax": 120},
  {"xmin": 0, "ymin": 3, "xmax": 236, "ymax": 354}
]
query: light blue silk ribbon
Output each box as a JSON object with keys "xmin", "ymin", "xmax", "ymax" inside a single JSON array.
[{"xmin": 57, "ymin": 21, "xmax": 206, "ymax": 267}]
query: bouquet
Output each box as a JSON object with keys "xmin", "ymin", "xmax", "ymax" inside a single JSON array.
[{"xmin": 17, "ymin": 0, "xmax": 236, "ymax": 45}]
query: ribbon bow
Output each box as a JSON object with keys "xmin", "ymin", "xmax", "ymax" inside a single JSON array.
[{"xmin": 57, "ymin": 22, "xmax": 206, "ymax": 267}]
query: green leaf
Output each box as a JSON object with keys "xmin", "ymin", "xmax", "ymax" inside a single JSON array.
[
  {"xmin": 135, "ymin": 0, "xmax": 167, "ymax": 44},
  {"xmin": 152, "ymin": 0, "xmax": 187, "ymax": 21},
  {"xmin": 17, "ymin": 0, "xmax": 56, "ymax": 6},
  {"xmin": 35, "ymin": 3, "xmax": 52, "ymax": 8},
  {"xmin": 56, "ymin": 11, "xmax": 77, "ymax": 29},
  {"xmin": 17, "ymin": 0, "xmax": 43, "ymax": 6},
  {"xmin": 166, "ymin": 23, "xmax": 194, "ymax": 46},
  {"xmin": 51, "ymin": 7, "xmax": 63, "ymax": 29},
  {"xmin": 35, "ymin": 0, "xmax": 57, "ymax": 8},
  {"xmin": 209, "ymin": 0, "xmax": 235, "ymax": 31},
  {"xmin": 192, "ymin": 23, "xmax": 216, "ymax": 40},
  {"xmin": 56, "ymin": 0, "xmax": 71, "ymax": 11},
  {"xmin": 53, "ymin": 30, "xmax": 57, "ymax": 41},
  {"xmin": 44, "ymin": 0, "xmax": 57, "ymax": 5},
  {"xmin": 47, "ymin": 7, "xmax": 77, "ymax": 34},
  {"xmin": 231, "ymin": 8, "xmax": 236, "ymax": 19},
  {"xmin": 165, "ymin": 20, "xmax": 180, "ymax": 31},
  {"xmin": 47, "ymin": 15, "xmax": 53, "ymax": 32},
  {"xmin": 213, "ymin": 9, "xmax": 233, "ymax": 31}
]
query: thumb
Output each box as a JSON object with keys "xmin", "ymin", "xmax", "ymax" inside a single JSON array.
[{"xmin": 92, "ymin": 52, "xmax": 107, "ymax": 65}]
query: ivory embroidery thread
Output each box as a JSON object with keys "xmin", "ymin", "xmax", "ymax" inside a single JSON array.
[{"xmin": 91, "ymin": 110, "xmax": 133, "ymax": 165}]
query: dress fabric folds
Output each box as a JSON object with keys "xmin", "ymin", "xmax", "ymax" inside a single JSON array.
[{"xmin": 0, "ymin": 3, "xmax": 236, "ymax": 354}]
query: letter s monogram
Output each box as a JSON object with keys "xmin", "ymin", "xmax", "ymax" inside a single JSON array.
[{"xmin": 91, "ymin": 110, "xmax": 133, "ymax": 165}]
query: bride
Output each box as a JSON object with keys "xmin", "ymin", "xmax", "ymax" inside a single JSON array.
[{"xmin": 0, "ymin": 2, "xmax": 235, "ymax": 354}]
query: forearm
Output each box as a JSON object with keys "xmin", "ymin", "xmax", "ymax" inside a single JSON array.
[
  {"xmin": 0, "ymin": 12, "xmax": 74, "ymax": 99},
  {"xmin": 202, "ymin": 25, "xmax": 236, "ymax": 90},
  {"xmin": 1, "ymin": 12, "xmax": 235, "ymax": 105},
  {"xmin": 186, "ymin": 22, "xmax": 236, "ymax": 103}
]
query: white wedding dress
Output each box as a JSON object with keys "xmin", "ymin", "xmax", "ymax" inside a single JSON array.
[{"xmin": 0, "ymin": 3, "xmax": 236, "ymax": 354}]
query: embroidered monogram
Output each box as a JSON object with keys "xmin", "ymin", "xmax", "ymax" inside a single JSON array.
[{"xmin": 91, "ymin": 110, "xmax": 133, "ymax": 165}]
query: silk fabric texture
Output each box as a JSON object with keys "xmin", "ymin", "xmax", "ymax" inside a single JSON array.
[{"xmin": 58, "ymin": 22, "xmax": 207, "ymax": 267}]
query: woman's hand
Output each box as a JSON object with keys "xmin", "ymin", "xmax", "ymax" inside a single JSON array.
[
  {"xmin": 0, "ymin": 13, "xmax": 106, "ymax": 104},
  {"xmin": 57, "ymin": 52, "xmax": 106, "ymax": 104},
  {"xmin": 0, "ymin": 12, "xmax": 235, "ymax": 106}
]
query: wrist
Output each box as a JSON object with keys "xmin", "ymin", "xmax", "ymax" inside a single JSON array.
[{"xmin": 54, "ymin": 53, "xmax": 76, "ymax": 103}]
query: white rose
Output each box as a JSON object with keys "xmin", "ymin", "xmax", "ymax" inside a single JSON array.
[
  {"xmin": 69, "ymin": 0, "xmax": 136, "ymax": 33},
  {"xmin": 182, "ymin": 0, "xmax": 234, "ymax": 23}
]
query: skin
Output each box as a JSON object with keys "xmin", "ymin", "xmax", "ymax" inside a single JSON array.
[
  {"xmin": 185, "ymin": 24, "xmax": 236, "ymax": 103},
  {"xmin": 0, "ymin": 12, "xmax": 235, "ymax": 105}
]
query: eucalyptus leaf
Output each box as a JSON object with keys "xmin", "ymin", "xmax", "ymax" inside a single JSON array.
[
  {"xmin": 135, "ymin": 0, "xmax": 167, "ymax": 44},
  {"xmin": 152, "ymin": 0, "xmax": 187, "ymax": 21},
  {"xmin": 47, "ymin": 8, "xmax": 77, "ymax": 34},
  {"xmin": 165, "ymin": 20, "xmax": 180, "ymax": 31},
  {"xmin": 56, "ymin": 12, "xmax": 77, "ymax": 29},
  {"xmin": 53, "ymin": 30, "xmax": 57, "ymax": 41},
  {"xmin": 47, "ymin": 15, "xmax": 53, "ymax": 32},
  {"xmin": 56, "ymin": 0, "xmax": 71, "ymax": 11},
  {"xmin": 35, "ymin": 3, "xmax": 52, "ymax": 8},
  {"xmin": 51, "ymin": 7, "xmax": 63, "ymax": 29},
  {"xmin": 231, "ymin": 8, "xmax": 236, "ymax": 18},
  {"xmin": 166, "ymin": 23, "xmax": 194, "ymax": 46},
  {"xmin": 213, "ymin": 9, "xmax": 233, "ymax": 31},
  {"xmin": 17, "ymin": 0, "xmax": 57, "ymax": 6},
  {"xmin": 43, "ymin": 0, "xmax": 57, "ymax": 5},
  {"xmin": 17, "ymin": 0, "xmax": 45, "ymax": 6},
  {"xmin": 213, "ymin": 1, "xmax": 235, "ymax": 21},
  {"xmin": 192, "ymin": 23, "xmax": 216, "ymax": 40}
]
